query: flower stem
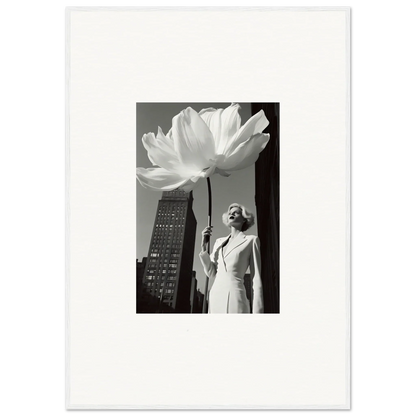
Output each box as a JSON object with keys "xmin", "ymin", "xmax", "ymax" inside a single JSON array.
[
  {"xmin": 203, "ymin": 177, "xmax": 212, "ymax": 314},
  {"xmin": 207, "ymin": 177, "xmax": 212, "ymax": 253}
]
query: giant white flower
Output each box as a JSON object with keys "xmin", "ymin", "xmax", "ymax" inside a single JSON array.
[{"xmin": 136, "ymin": 103, "xmax": 270, "ymax": 192}]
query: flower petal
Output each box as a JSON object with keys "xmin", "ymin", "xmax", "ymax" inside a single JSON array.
[
  {"xmin": 142, "ymin": 131, "xmax": 176, "ymax": 169},
  {"xmin": 180, "ymin": 180, "xmax": 200, "ymax": 193},
  {"xmin": 142, "ymin": 135, "xmax": 158, "ymax": 165},
  {"xmin": 195, "ymin": 165, "xmax": 217, "ymax": 180},
  {"xmin": 223, "ymin": 109, "xmax": 269, "ymax": 156},
  {"xmin": 156, "ymin": 126, "xmax": 174, "ymax": 151},
  {"xmin": 171, "ymin": 107, "xmax": 216, "ymax": 171},
  {"xmin": 199, "ymin": 103, "xmax": 241, "ymax": 154},
  {"xmin": 136, "ymin": 167, "xmax": 195, "ymax": 191},
  {"xmin": 214, "ymin": 167, "xmax": 231, "ymax": 177},
  {"xmin": 217, "ymin": 133, "xmax": 270, "ymax": 171}
]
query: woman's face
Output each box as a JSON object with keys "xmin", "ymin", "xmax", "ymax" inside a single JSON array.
[{"xmin": 227, "ymin": 206, "xmax": 245, "ymax": 229}]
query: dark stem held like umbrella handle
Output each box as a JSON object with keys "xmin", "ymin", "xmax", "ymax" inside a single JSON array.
[
  {"xmin": 202, "ymin": 177, "xmax": 212, "ymax": 314},
  {"xmin": 206, "ymin": 177, "xmax": 212, "ymax": 253}
]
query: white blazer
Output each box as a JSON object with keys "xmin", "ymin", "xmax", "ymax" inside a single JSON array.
[{"xmin": 200, "ymin": 232, "xmax": 264, "ymax": 313}]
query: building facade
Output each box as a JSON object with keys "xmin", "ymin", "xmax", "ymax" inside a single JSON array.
[
  {"xmin": 253, "ymin": 103, "xmax": 280, "ymax": 313},
  {"xmin": 137, "ymin": 190, "xmax": 197, "ymax": 313}
]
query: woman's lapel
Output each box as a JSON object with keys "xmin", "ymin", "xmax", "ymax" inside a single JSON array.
[{"xmin": 223, "ymin": 232, "xmax": 247, "ymax": 258}]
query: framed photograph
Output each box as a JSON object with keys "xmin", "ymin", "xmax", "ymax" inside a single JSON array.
[
  {"xmin": 67, "ymin": 7, "xmax": 350, "ymax": 409},
  {"xmin": 136, "ymin": 102, "xmax": 279, "ymax": 315}
]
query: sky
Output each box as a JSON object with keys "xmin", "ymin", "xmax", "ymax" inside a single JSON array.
[{"xmin": 136, "ymin": 103, "xmax": 258, "ymax": 293}]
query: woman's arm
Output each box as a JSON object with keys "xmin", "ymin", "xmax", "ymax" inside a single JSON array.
[
  {"xmin": 250, "ymin": 236, "xmax": 264, "ymax": 313},
  {"xmin": 199, "ymin": 227, "xmax": 219, "ymax": 279},
  {"xmin": 200, "ymin": 225, "xmax": 212, "ymax": 253}
]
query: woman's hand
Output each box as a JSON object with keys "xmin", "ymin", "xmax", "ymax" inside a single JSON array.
[{"xmin": 201, "ymin": 226, "xmax": 213, "ymax": 251}]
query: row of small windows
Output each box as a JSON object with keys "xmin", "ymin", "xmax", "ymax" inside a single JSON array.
[
  {"xmin": 158, "ymin": 203, "xmax": 186, "ymax": 209},
  {"xmin": 157, "ymin": 211, "xmax": 186, "ymax": 217},
  {"xmin": 147, "ymin": 266, "xmax": 178, "ymax": 273},
  {"xmin": 147, "ymin": 260, "xmax": 179, "ymax": 268},
  {"xmin": 151, "ymin": 245, "xmax": 181, "ymax": 249},
  {"xmin": 153, "ymin": 228, "xmax": 184, "ymax": 233},
  {"xmin": 144, "ymin": 282, "xmax": 175, "ymax": 292},
  {"xmin": 157, "ymin": 229, "xmax": 184, "ymax": 234},
  {"xmin": 154, "ymin": 231, "xmax": 184, "ymax": 236},
  {"xmin": 156, "ymin": 214, "xmax": 185, "ymax": 220},
  {"xmin": 155, "ymin": 224, "xmax": 184, "ymax": 227},
  {"xmin": 151, "ymin": 243, "xmax": 182, "ymax": 250},
  {"xmin": 150, "ymin": 251, "xmax": 180, "ymax": 257},
  {"xmin": 148, "ymin": 273, "xmax": 174, "ymax": 280},
  {"xmin": 152, "ymin": 241, "xmax": 183, "ymax": 248},
  {"xmin": 158, "ymin": 212, "xmax": 185, "ymax": 217},
  {"xmin": 146, "ymin": 271, "xmax": 177, "ymax": 277},
  {"xmin": 151, "ymin": 250, "xmax": 181, "ymax": 255},
  {"xmin": 152, "ymin": 240, "xmax": 181, "ymax": 245},
  {"xmin": 166, "ymin": 282, "xmax": 175, "ymax": 287},
  {"xmin": 143, "ymin": 288, "xmax": 173, "ymax": 295},
  {"xmin": 152, "ymin": 239, "xmax": 182, "ymax": 246},
  {"xmin": 153, "ymin": 232, "xmax": 183, "ymax": 238},
  {"xmin": 153, "ymin": 232, "xmax": 184, "ymax": 237},
  {"xmin": 149, "ymin": 256, "xmax": 178, "ymax": 263},
  {"xmin": 146, "ymin": 273, "xmax": 176, "ymax": 282}
]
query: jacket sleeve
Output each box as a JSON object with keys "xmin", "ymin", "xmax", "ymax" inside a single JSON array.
[
  {"xmin": 199, "ymin": 239, "xmax": 221, "ymax": 279},
  {"xmin": 250, "ymin": 236, "xmax": 264, "ymax": 313}
]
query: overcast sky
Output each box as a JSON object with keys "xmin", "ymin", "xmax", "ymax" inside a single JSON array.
[{"xmin": 136, "ymin": 102, "xmax": 258, "ymax": 293}]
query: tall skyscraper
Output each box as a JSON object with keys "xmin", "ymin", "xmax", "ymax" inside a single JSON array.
[
  {"xmin": 137, "ymin": 190, "xmax": 197, "ymax": 313},
  {"xmin": 253, "ymin": 103, "xmax": 280, "ymax": 313}
]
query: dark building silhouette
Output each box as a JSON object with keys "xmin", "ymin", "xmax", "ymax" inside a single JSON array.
[
  {"xmin": 190, "ymin": 271, "xmax": 198, "ymax": 313},
  {"xmin": 252, "ymin": 103, "xmax": 280, "ymax": 313},
  {"xmin": 243, "ymin": 272, "xmax": 252, "ymax": 313},
  {"xmin": 136, "ymin": 257, "xmax": 147, "ymax": 313},
  {"xmin": 137, "ymin": 190, "xmax": 197, "ymax": 313},
  {"xmin": 194, "ymin": 289, "xmax": 205, "ymax": 314}
]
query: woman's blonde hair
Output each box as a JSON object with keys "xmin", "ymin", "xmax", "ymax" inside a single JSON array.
[{"xmin": 222, "ymin": 203, "xmax": 255, "ymax": 232}]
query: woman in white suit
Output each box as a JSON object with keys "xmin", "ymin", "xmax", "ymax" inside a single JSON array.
[{"xmin": 199, "ymin": 203, "xmax": 264, "ymax": 314}]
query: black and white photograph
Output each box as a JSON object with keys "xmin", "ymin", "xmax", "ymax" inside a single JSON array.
[
  {"xmin": 62, "ymin": 7, "xmax": 356, "ymax": 409},
  {"xmin": 136, "ymin": 103, "xmax": 279, "ymax": 314}
]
